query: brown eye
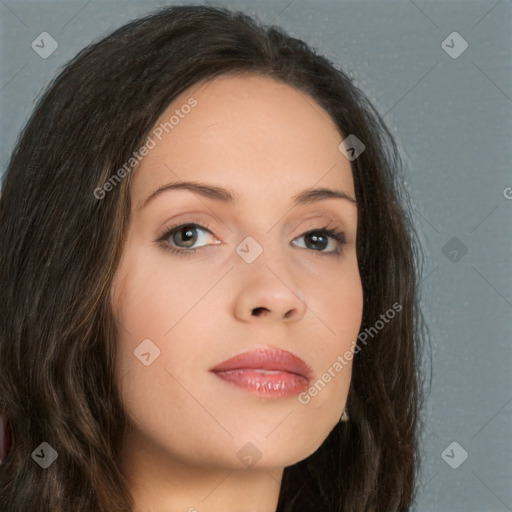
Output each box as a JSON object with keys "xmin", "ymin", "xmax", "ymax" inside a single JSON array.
[
  {"xmin": 292, "ymin": 228, "xmax": 346, "ymax": 256},
  {"xmin": 156, "ymin": 222, "xmax": 217, "ymax": 256},
  {"xmin": 169, "ymin": 224, "xmax": 200, "ymax": 248}
]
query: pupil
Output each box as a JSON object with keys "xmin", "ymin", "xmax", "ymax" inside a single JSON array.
[
  {"xmin": 177, "ymin": 225, "xmax": 196, "ymax": 247},
  {"xmin": 307, "ymin": 232, "xmax": 327, "ymax": 250}
]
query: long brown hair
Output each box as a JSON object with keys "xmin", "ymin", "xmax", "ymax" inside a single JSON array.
[{"xmin": 0, "ymin": 5, "xmax": 430, "ymax": 511}]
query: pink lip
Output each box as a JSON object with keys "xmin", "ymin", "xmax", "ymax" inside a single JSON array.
[{"xmin": 209, "ymin": 348, "xmax": 313, "ymax": 398}]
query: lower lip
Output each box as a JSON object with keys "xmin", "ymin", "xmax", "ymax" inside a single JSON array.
[{"xmin": 211, "ymin": 369, "xmax": 308, "ymax": 397}]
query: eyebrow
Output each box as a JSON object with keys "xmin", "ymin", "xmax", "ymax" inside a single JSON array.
[{"xmin": 137, "ymin": 180, "xmax": 357, "ymax": 211}]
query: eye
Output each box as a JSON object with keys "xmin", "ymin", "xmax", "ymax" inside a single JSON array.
[
  {"xmin": 156, "ymin": 222, "xmax": 217, "ymax": 255},
  {"xmin": 291, "ymin": 228, "xmax": 346, "ymax": 255},
  {"xmin": 156, "ymin": 222, "xmax": 346, "ymax": 257}
]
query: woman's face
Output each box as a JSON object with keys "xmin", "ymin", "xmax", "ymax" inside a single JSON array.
[{"xmin": 111, "ymin": 73, "xmax": 363, "ymax": 476}]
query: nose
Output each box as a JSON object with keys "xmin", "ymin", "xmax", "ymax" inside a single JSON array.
[{"xmin": 233, "ymin": 261, "xmax": 307, "ymax": 323}]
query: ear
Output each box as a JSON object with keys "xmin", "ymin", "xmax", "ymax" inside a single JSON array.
[{"xmin": 0, "ymin": 408, "xmax": 14, "ymax": 464}]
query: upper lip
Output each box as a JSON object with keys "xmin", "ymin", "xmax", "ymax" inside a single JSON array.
[{"xmin": 210, "ymin": 348, "xmax": 313, "ymax": 381}]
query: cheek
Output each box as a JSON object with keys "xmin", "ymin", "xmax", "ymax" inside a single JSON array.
[
  {"xmin": 111, "ymin": 262, "xmax": 204, "ymax": 448},
  {"xmin": 111, "ymin": 248, "xmax": 218, "ymax": 403},
  {"xmin": 308, "ymin": 255, "xmax": 363, "ymax": 351},
  {"xmin": 298, "ymin": 257, "xmax": 362, "ymax": 412},
  {"xmin": 112, "ymin": 249, "xmax": 205, "ymax": 337}
]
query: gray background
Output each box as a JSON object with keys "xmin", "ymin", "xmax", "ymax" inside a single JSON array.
[{"xmin": 1, "ymin": 0, "xmax": 511, "ymax": 510}]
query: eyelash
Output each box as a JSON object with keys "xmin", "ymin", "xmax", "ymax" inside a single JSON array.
[{"xmin": 155, "ymin": 221, "xmax": 346, "ymax": 257}]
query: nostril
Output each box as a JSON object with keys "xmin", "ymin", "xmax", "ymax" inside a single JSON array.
[{"xmin": 251, "ymin": 307, "xmax": 268, "ymax": 317}]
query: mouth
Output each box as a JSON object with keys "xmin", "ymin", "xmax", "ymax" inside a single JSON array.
[{"xmin": 209, "ymin": 348, "xmax": 313, "ymax": 398}]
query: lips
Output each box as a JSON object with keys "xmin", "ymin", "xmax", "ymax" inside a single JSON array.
[
  {"xmin": 210, "ymin": 348, "xmax": 312, "ymax": 378},
  {"xmin": 209, "ymin": 348, "xmax": 313, "ymax": 397}
]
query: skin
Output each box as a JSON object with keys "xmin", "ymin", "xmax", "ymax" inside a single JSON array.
[{"xmin": 111, "ymin": 72, "xmax": 363, "ymax": 512}]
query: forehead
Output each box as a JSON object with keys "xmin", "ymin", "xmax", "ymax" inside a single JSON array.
[{"xmin": 131, "ymin": 73, "xmax": 355, "ymax": 207}]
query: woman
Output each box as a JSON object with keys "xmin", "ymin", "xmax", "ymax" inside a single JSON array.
[{"xmin": 0, "ymin": 4, "xmax": 429, "ymax": 511}]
